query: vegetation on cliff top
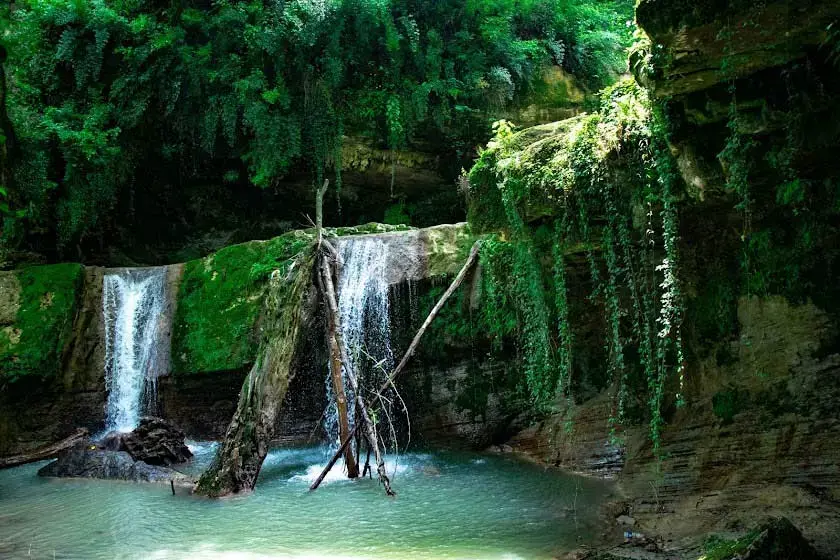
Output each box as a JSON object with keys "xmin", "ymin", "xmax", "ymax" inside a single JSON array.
[{"xmin": 0, "ymin": 0, "xmax": 633, "ymax": 259}]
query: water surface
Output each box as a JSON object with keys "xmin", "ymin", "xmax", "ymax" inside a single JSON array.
[{"xmin": 0, "ymin": 445, "xmax": 611, "ymax": 559}]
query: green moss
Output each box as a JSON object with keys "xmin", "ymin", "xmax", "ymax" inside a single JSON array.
[
  {"xmin": 383, "ymin": 202, "xmax": 411, "ymax": 226},
  {"xmin": 423, "ymin": 224, "xmax": 477, "ymax": 278},
  {"xmin": 0, "ymin": 263, "xmax": 84, "ymax": 382},
  {"xmin": 700, "ymin": 530, "xmax": 759, "ymax": 560},
  {"xmin": 688, "ymin": 274, "xmax": 738, "ymax": 343},
  {"xmin": 325, "ymin": 222, "xmax": 413, "ymax": 237},
  {"xmin": 712, "ymin": 386, "xmax": 749, "ymax": 425},
  {"xmin": 171, "ymin": 231, "xmax": 312, "ymax": 375}
]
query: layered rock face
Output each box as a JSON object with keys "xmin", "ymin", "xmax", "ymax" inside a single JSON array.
[{"xmin": 505, "ymin": 0, "xmax": 840, "ymax": 555}]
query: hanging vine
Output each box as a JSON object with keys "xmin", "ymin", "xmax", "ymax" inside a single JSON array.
[{"xmin": 469, "ymin": 78, "xmax": 687, "ymax": 450}]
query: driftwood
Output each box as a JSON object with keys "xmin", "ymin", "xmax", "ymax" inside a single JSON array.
[
  {"xmin": 0, "ymin": 428, "xmax": 88, "ymax": 469},
  {"xmin": 318, "ymin": 255, "xmax": 359, "ymax": 478},
  {"xmin": 309, "ymin": 239, "xmax": 482, "ymax": 492}
]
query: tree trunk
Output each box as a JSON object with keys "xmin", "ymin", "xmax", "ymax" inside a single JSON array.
[
  {"xmin": 195, "ymin": 249, "xmax": 315, "ymax": 497},
  {"xmin": 0, "ymin": 429, "xmax": 88, "ymax": 469},
  {"xmin": 319, "ymin": 255, "xmax": 358, "ymax": 478}
]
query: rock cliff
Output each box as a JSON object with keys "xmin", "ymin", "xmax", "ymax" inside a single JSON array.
[
  {"xmin": 0, "ymin": 223, "xmax": 521, "ymax": 456},
  {"xmin": 501, "ymin": 0, "xmax": 840, "ymax": 555}
]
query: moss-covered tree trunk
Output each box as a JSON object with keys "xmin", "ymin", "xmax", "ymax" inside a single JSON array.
[{"xmin": 195, "ymin": 247, "xmax": 315, "ymax": 497}]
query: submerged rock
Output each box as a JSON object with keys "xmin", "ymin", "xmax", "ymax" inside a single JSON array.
[{"xmin": 37, "ymin": 442, "xmax": 193, "ymax": 486}]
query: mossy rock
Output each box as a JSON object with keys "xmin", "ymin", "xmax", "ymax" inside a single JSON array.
[
  {"xmin": 699, "ymin": 517, "xmax": 822, "ymax": 560},
  {"xmin": 712, "ymin": 386, "xmax": 749, "ymax": 425},
  {"xmin": 0, "ymin": 263, "xmax": 84, "ymax": 382},
  {"xmin": 171, "ymin": 223, "xmax": 418, "ymax": 375},
  {"xmin": 324, "ymin": 222, "xmax": 413, "ymax": 237},
  {"xmin": 468, "ymin": 79, "xmax": 652, "ymax": 233},
  {"xmin": 171, "ymin": 231, "xmax": 312, "ymax": 375},
  {"xmin": 422, "ymin": 223, "xmax": 476, "ymax": 278}
]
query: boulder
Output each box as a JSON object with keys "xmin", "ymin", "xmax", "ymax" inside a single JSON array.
[
  {"xmin": 737, "ymin": 517, "xmax": 823, "ymax": 560},
  {"xmin": 119, "ymin": 417, "xmax": 192, "ymax": 465},
  {"xmin": 37, "ymin": 442, "xmax": 193, "ymax": 486}
]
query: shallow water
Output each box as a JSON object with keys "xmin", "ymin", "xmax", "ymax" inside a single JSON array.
[{"xmin": 0, "ymin": 445, "xmax": 611, "ymax": 560}]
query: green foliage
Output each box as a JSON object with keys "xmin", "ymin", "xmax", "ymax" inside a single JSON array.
[
  {"xmin": 701, "ymin": 531, "xmax": 759, "ymax": 560},
  {"xmin": 711, "ymin": 386, "xmax": 748, "ymax": 425},
  {"xmin": 383, "ymin": 201, "xmax": 412, "ymax": 226},
  {"xmin": 3, "ymin": 0, "xmax": 634, "ymax": 252},
  {"xmin": 172, "ymin": 231, "xmax": 311, "ymax": 375},
  {"xmin": 0, "ymin": 263, "xmax": 84, "ymax": 382},
  {"xmin": 718, "ymin": 64, "xmax": 840, "ymax": 310},
  {"xmin": 468, "ymin": 78, "xmax": 688, "ymax": 447}
]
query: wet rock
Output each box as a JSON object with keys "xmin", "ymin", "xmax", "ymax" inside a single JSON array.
[
  {"xmin": 486, "ymin": 444, "xmax": 514, "ymax": 454},
  {"xmin": 739, "ymin": 517, "xmax": 823, "ymax": 560},
  {"xmin": 37, "ymin": 442, "xmax": 193, "ymax": 486},
  {"xmin": 99, "ymin": 431, "xmax": 125, "ymax": 451},
  {"xmin": 120, "ymin": 417, "xmax": 192, "ymax": 465}
]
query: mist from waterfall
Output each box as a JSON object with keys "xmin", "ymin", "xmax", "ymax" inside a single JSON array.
[
  {"xmin": 324, "ymin": 238, "xmax": 394, "ymax": 443},
  {"xmin": 103, "ymin": 267, "xmax": 170, "ymax": 433}
]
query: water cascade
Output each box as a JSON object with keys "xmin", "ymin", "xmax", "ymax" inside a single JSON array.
[
  {"xmin": 324, "ymin": 237, "xmax": 394, "ymax": 442},
  {"xmin": 102, "ymin": 267, "xmax": 171, "ymax": 432}
]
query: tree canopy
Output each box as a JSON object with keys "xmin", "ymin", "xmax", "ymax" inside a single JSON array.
[{"xmin": 0, "ymin": 0, "xmax": 632, "ymax": 257}]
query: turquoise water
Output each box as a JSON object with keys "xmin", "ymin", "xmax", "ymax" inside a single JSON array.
[{"xmin": 0, "ymin": 445, "xmax": 612, "ymax": 559}]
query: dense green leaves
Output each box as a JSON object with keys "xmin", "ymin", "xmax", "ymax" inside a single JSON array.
[{"xmin": 1, "ymin": 0, "xmax": 633, "ymax": 252}]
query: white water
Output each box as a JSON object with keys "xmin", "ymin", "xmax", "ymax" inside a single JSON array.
[
  {"xmin": 102, "ymin": 267, "xmax": 170, "ymax": 432},
  {"xmin": 324, "ymin": 238, "xmax": 395, "ymax": 443}
]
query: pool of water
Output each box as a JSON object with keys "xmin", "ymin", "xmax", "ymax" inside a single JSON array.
[{"xmin": 0, "ymin": 445, "xmax": 612, "ymax": 559}]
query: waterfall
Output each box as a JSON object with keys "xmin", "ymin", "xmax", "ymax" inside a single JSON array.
[
  {"xmin": 324, "ymin": 237, "xmax": 394, "ymax": 443},
  {"xmin": 102, "ymin": 267, "xmax": 170, "ymax": 433}
]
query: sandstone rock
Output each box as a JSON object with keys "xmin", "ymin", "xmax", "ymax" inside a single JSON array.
[
  {"xmin": 119, "ymin": 417, "xmax": 192, "ymax": 465},
  {"xmin": 37, "ymin": 442, "xmax": 193, "ymax": 486},
  {"xmin": 633, "ymin": 0, "xmax": 840, "ymax": 97}
]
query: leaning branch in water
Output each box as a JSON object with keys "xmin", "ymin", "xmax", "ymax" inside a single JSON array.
[
  {"xmin": 195, "ymin": 251, "xmax": 315, "ymax": 497},
  {"xmin": 318, "ymin": 254, "xmax": 359, "ymax": 479},
  {"xmin": 320, "ymin": 251, "xmax": 392, "ymax": 493},
  {"xmin": 0, "ymin": 428, "xmax": 89, "ymax": 469},
  {"xmin": 309, "ymin": 239, "xmax": 482, "ymax": 492}
]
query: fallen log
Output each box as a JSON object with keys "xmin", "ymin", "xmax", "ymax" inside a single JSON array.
[
  {"xmin": 195, "ymin": 249, "xmax": 315, "ymax": 497},
  {"xmin": 310, "ymin": 240, "xmax": 482, "ymax": 492},
  {"xmin": 0, "ymin": 428, "xmax": 89, "ymax": 469}
]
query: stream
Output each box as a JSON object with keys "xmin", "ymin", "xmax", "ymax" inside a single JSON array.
[{"xmin": 0, "ymin": 444, "xmax": 612, "ymax": 559}]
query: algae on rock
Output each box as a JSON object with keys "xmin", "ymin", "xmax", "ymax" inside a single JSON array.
[
  {"xmin": 171, "ymin": 232, "xmax": 313, "ymax": 376},
  {"xmin": 0, "ymin": 263, "xmax": 84, "ymax": 382},
  {"xmin": 195, "ymin": 242, "xmax": 315, "ymax": 496}
]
